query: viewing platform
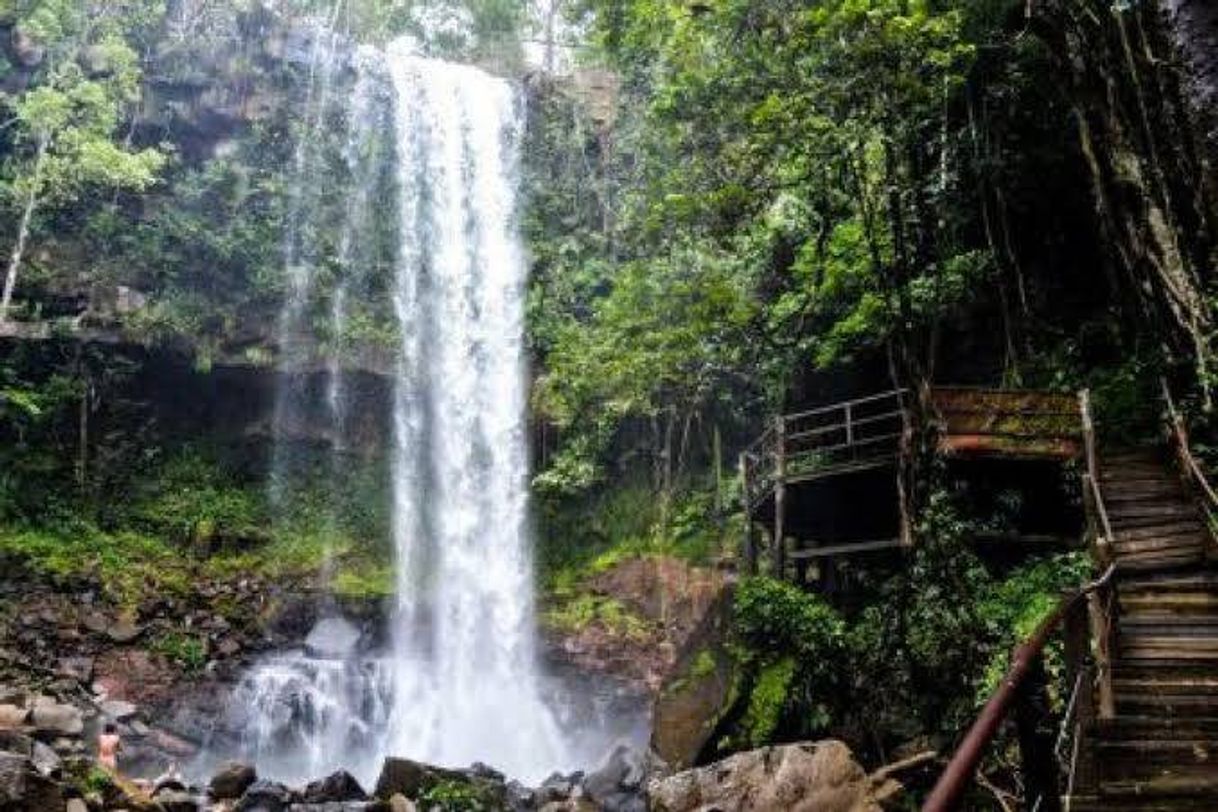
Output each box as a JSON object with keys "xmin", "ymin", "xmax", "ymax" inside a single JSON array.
[{"xmin": 740, "ymin": 386, "xmax": 1084, "ymax": 576}]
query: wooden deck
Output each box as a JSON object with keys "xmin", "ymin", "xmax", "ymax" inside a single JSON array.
[{"xmin": 740, "ymin": 385, "xmax": 1085, "ymax": 576}]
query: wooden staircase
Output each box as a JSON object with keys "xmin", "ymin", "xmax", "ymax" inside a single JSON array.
[{"xmin": 1068, "ymin": 447, "xmax": 1218, "ymax": 810}]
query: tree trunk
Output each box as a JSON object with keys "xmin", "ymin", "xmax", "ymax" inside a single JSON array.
[
  {"xmin": 0, "ymin": 136, "xmax": 48, "ymax": 325},
  {"xmin": 1158, "ymin": 0, "xmax": 1218, "ymax": 171}
]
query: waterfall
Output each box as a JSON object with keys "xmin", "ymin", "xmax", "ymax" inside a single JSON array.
[
  {"xmin": 382, "ymin": 41, "xmax": 566, "ymax": 779},
  {"xmin": 221, "ymin": 35, "xmax": 584, "ymax": 787}
]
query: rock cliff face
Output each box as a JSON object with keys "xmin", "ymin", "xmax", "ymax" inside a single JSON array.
[{"xmin": 1158, "ymin": 0, "xmax": 1218, "ymax": 170}]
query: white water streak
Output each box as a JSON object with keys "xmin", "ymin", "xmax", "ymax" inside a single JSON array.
[{"xmin": 385, "ymin": 41, "xmax": 565, "ymax": 781}]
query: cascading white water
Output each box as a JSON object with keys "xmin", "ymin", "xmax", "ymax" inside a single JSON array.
[
  {"xmin": 382, "ymin": 40, "xmax": 566, "ymax": 780},
  {"xmin": 220, "ymin": 35, "xmax": 589, "ymax": 787}
]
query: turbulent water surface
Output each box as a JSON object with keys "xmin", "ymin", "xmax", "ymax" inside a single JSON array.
[{"xmin": 219, "ymin": 32, "xmax": 599, "ymax": 787}]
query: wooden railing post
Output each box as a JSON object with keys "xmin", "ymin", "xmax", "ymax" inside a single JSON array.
[
  {"xmin": 773, "ymin": 416, "xmax": 787, "ymax": 579},
  {"xmin": 844, "ymin": 401, "xmax": 854, "ymax": 454},
  {"xmin": 1087, "ymin": 588, "xmax": 1115, "ymax": 720},
  {"xmin": 1064, "ymin": 600, "xmax": 1098, "ymax": 794},
  {"xmin": 739, "ymin": 453, "xmax": 757, "ymax": 575},
  {"xmin": 1015, "ymin": 654, "xmax": 1062, "ymax": 812}
]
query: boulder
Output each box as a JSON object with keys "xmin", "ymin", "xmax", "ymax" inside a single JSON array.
[
  {"xmin": 100, "ymin": 699, "xmax": 138, "ymax": 721},
  {"xmin": 389, "ymin": 795, "xmax": 416, "ymax": 812},
  {"xmin": 107, "ymin": 615, "xmax": 143, "ymax": 643},
  {"xmin": 30, "ymin": 740, "xmax": 60, "ymax": 777},
  {"xmin": 81, "ymin": 611, "xmax": 109, "ymax": 635},
  {"xmin": 373, "ymin": 757, "xmax": 465, "ymax": 799},
  {"xmin": 584, "ymin": 744, "xmax": 651, "ymax": 811},
  {"xmin": 0, "ymin": 704, "xmax": 28, "ymax": 729},
  {"xmin": 66, "ymin": 798, "xmax": 88, "ymax": 812},
  {"xmin": 304, "ymin": 616, "xmax": 362, "ymax": 658},
  {"xmin": 57, "ymin": 656, "xmax": 94, "ymax": 683},
  {"xmin": 154, "ymin": 788, "xmax": 200, "ymax": 812},
  {"xmin": 650, "ymin": 605, "xmax": 736, "ymax": 769},
  {"xmin": 235, "ymin": 779, "xmax": 293, "ymax": 811},
  {"xmin": 209, "ymin": 761, "xmax": 257, "ymax": 799},
  {"xmin": 302, "ymin": 769, "xmax": 367, "ymax": 803},
  {"xmin": 537, "ymin": 771, "xmax": 581, "ymax": 804},
  {"xmin": 0, "ymin": 751, "xmax": 64, "ymax": 809},
  {"xmin": 648, "ymin": 740, "xmax": 886, "ymax": 812},
  {"xmin": 30, "ymin": 702, "xmax": 83, "ymax": 736}
]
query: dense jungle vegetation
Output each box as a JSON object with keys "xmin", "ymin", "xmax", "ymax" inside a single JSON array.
[{"xmin": 1, "ymin": 0, "xmax": 1217, "ymax": 798}]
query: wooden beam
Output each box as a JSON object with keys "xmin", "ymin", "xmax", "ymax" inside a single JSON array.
[{"xmin": 787, "ymin": 538, "xmax": 902, "ymax": 559}]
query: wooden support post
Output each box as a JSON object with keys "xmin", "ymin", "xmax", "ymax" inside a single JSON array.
[
  {"xmin": 1087, "ymin": 589, "xmax": 1115, "ymax": 720},
  {"xmin": 773, "ymin": 416, "xmax": 787, "ymax": 579},
  {"xmin": 1065, "ymin": 601, "xmax": 1099, "ymax": 794},
  {"xmin": 844, "ymin": 401, "xmax": 854, "ymax": 456},
  {"xmin": 739, "ymin": 453, "xmax": 757, "ymax": 575},
  {"xmin": 1014, "ymin": 654, "xmax": 1062, "ymax": 812}
]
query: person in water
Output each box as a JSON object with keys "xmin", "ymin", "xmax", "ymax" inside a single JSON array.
[{"xmin": 98, "ymin": 722, "xmax": 121, "ymax": 772}]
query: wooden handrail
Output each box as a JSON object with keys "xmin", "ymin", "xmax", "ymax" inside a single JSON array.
[
  {"xmin": 1079, "ymin": 390, "xmax": 1114, "ymax": 563},
  {"xmin": 1161, "ymin": 378, "xmax": 1218, "ymax": 511},
  {"xmin": 922, "ymin": 564, "xmax": 1116, "ymax": 812},
  {"xmin": 782, "ymin": 388, "xmax": 910, "ymax": 422}
]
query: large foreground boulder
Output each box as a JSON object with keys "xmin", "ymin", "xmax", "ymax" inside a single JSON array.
[
  {"xmin": 584, "ymin": 745, "xmax": 651, "ymax": 811},
  {"xmin": 648, "ymin": 740, "xmax": 888, "ymax": 812},
  {"xmin": 210, "ymin": 760, "xmax": 257, "ymax": 799},
  {"xmin": 374, "ymin": 757, "xmax": 468, "ymax": 799},
  {"xmin": 302, "ymin": 769, "xmax": 367, "ymax": 803}
]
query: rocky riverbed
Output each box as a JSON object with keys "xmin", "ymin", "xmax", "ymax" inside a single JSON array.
[
  {"xmin": 0, "ymin": 733, "xmax": 902, "ymax": 811},
  {"xmin": 0, "ymin": 553, "xmax": 910, "ymax": 811}
]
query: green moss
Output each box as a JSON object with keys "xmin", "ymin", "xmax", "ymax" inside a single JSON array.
[
  {"xmin": 332, "ymin": 564, "xmax": 395, "ymax": 599},
  {"xmin": 739, "ymin": 657, "xmax": 796, "ymax": 748},
  {"xmin": 543, "ymin": 594, "xmax": 652, "ymax": 641},
  {"xmin": 150, "ymin": 631, "xmax": 208, "ymax": 673},
  {"xmin": 689, "ymin": 648, "xmax": 717, "ymax": 679},
  {"xmin": 419, "ymin": 779, "xmax": 495, "ymax": 811}
]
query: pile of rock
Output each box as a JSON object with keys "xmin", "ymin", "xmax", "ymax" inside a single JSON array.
[
  {"xmin": 196, "ymin": 738, "xmax": 899, "ymax": 812},
  {"xmin": 0, "ymin": 717, "xmax": 902, "ymax": 811}
]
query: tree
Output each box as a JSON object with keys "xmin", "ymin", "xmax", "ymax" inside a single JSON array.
[{"xmin": 0, "ymin": 2, "xmax": 166, "ymax": 323}]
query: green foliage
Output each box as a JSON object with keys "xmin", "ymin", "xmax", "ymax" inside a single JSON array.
[
  {"xmin": 737, "ymin": 656, "xmax": 796, "ymax": 749},
  {"xmin": 543, "ymin": 594, "xmax": 652, "ymax": 640},
  {"xmin": 419, "ymin": 779, "xmax": 494, "ymax": 812},
  {"xmin": 129, "ymin": 451, "xmax": 265, "ymax": 545},
  {"xmin": 150, "ymin": 631, "xmax": 208, "ymax": 673},
  {"xmin": 734, "ymin": 576, "xmax": 845, "ymax": 662},
  {"xmin": 82, "ymin": 766, "xmax": 114, "ymax": 795},
  {"xmin": 538, "ymin": 478, "xmax": 732, "ymax": 589}
]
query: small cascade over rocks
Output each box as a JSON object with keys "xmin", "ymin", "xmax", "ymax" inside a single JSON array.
[{"xmin": 215, "ymin": 23, "xmax": 608, "ymax": 788}]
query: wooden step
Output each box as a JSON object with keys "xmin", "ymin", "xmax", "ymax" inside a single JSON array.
[
  {"xmin": 1116, "ymin": 551, "xmax": 1205, "ymax": 572},
  {"xmin": 1094, "ymin": 715, "xmax": 1218, "ymax": 740},
  {"xmin": 1105, "ymin": 483, "xmax": 1188, "ymax": 501},
  {"xmin": 1120, "ymin": 570, "xmax": 1218, "ymax": 590},
  {"xmin": 1112, "ymin": 535, "xmax": 1204, "ymax": 556},
  {"xmin": 1120, "ymin": 637, "xmax": 1218, "ymax": 660},
  {"xmin": 1112, "ymin": 520, "xmax": 1206, "ymax": 542},
  {"xmin": 1099, "ymin": 766, "xmax": 1218, "ymax": 793},
  {"xmin": 1120, "ymin": 592, "xmax": 1218, "ymax": 614},
  {"xmin": 1110, "ymin": 503, "xmax": 1201, "ymax": 522},
  {"xmin": 1096, "ymin": 738, "xmax": 1218, "ymax": 766},
  {"xmin": 1066, "ymin": 797, "xmax": 1217, "ymax": 811}
]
